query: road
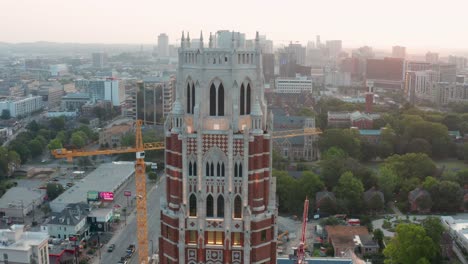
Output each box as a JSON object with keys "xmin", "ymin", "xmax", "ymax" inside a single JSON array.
[{"xmin": 95, "ymin": 175, "xmax": 164, "ymax": 264}]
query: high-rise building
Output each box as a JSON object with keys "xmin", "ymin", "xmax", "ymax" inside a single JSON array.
[
  {"xmin": 92, "ymin": 52, "xmax": 107, "ymax": 68},
  {"xmin": 158, "ymin": 33, "xmax": 170, "ymax": 57},
  {"xmin": 287, "ymin": 43, "xmax": 306, "ymax": 65},
  {"xmin": 262, "ymin": 53, "xmax": 275, "ymax": 83},
  {"xmin": 159, "ymin": 31, "xmax": 277, "ymax": 264},
  {"xmin": 425, "ymin": 52, "xmax": 439, "ymax": 64},
  {"xmin": 448, "ymin": 55, "xmax": 467, "ymax": 70},
  {"xmin": 326, "ymin": 40, "xmax": 342, "ymax": 59},
  {"xmin": 88, "ymin": 78, "xmax": 125, "ymax": 106},
  {"xmin": 392, "ymin": 46, "xmax": 406, "ymax": 59},
  {"xmin": 215, "ymin": 30, "xmax": 246, "ymax": 49}
]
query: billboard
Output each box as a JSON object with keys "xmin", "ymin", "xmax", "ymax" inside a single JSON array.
[
  {"xmin": 124, "ymin": 191, "xmax": 131, "ymax": 197},
  {"xmin": 99, "ymin": 192, "xmax": 114, "ymax": 201},
  {"xmin": 87, "ymin": 191, "xmax": 99, "ymax": 201}
]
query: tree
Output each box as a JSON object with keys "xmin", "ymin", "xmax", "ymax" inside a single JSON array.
[
  {"xmin": 442, "ymin": 114, "xmax": 461, "ymax": 131},
  {"xmin": 406, "ymin": 138, "xmax": 431, "ymax": 156},
  {"xmin": 274, "ymin": 170, "xmax": 301, "ymax": 214},
  {"xmin": 334, "ymin": 171, "xmax": 364, "ymax": 214},
  {"xmin": 421, "ymin": 217, "xmax": 444, "ymax": 246},
  {"xmin": 46, "ymin": 183, "xmax": 64, "ymax": 200},
  {"xmin": 384, "ymin": 153, "xmax": 436, "ymax": 180},
  {"xmin": 318, "ymin": 129, "xmax": 361, "ymax": 159},
  {"xmin": 29, "ymin": 139, "xmax": 43, "ymax": 157},
  {"xmin": 377, "ymin": 166, "xmax": 399, "ymax": 201},
  {"xmin": 71, "ymin": 133, "xmax": 85, "ymax": 148},
  {"xmin": 0, "ymin": 109, "xmax": 10, "ymax": 120},
  {"xmin": 429, "ymin": 180, "xmax": 463, "ymax": 212},
  {"xmin": 148, "ymin": 172, "xmax": 157, "ymax": 181},
  {"xmin": 373, "ymin": 228, "xmax": 384, "ymax": 250},
  {"xmin": 422, "ymin": 176, "xmax": 438, "ymax": 190},
  {"xmin": 298, "ymin": 171, "xmax": 324, "ymax": 200},
  {"xmin": 49, "ymin": 117, "xmax": 65, "ymax": 131},
  {"xmin": 366, "ymin": 193, "xmax": 384, "ymax": 212},
  {"xmin": 27, "ymin": 120, "xmax": 40, "ymax": 132},
  {"xmin": 383, "ymin": 224, "xmax": 436, "ymax": 264},
  {"xmin": 48, "ymin": 138, "xmax": 63, "ymax": 150}
]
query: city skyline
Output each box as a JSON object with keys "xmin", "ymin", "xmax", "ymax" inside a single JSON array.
[{"xmin": 2, "ymin": 0, "xmax": 468, "ymax": 52}]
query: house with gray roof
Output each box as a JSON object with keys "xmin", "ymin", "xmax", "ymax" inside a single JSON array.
[
  {"xmin": 0, "ymin": 187, "xmax": 45, "ymax": 221},
  {"xmin": 47, "ymin": 202, "xmax": 90, "ymax": 241}
]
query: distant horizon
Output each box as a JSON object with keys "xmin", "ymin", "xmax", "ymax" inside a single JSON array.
[{"xmin": 2, "ymin": 0, "xmax": 468, "ymax": 55}]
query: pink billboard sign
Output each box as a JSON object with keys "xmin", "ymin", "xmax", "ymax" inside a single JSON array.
[{"xmin": 99, "ymin": 192, "xmax": 114, "ymax": 201}]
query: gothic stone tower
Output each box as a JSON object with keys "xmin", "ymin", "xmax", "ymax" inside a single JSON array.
[{"xmin": 159, "ymin": 31, "xmax": 277, "ymax": 264}]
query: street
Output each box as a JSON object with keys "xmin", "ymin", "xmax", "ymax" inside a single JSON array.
[{"xmin": 95, "ymin": 175, "xmax": 164, "ymax": 264}]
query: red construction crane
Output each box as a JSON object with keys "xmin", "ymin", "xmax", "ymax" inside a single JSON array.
[{"xmin": 296, "ymin": 197, "xmax": 309, "ymax": 264}]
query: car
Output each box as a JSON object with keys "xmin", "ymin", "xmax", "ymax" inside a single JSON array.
[
  {"xmin": 107, "ymin": 244, "xmax": 115, "ymax": 252},
  {"xmin": 66, "ymin": 182, "xmax": 74, "ymax": 187},
  {"xmin": 117, "ymin": 257, "xmax": 128, "ymax": 264}
]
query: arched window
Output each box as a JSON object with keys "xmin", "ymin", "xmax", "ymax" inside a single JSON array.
[
  {"xmin": 240, "ymin": 84, "xmax": 245, "ymax": 115},
  {"xmin": 217, "ymin": 163, "xmax": 220, "ymax": 176},
  {"xmin": 234, "ymin": 163, "xmax": 238, "ymax": 177},
  {"xmin": 210, "ymin": 83, "xmax": 216, "ymax": 116},
  {"xmin": 246, "ymin": 83, "xmax": 251, "ymax": 114},
  {"xmin": 217, "ymin": 196, "xmax": 224, "ymax": 217},
  {"xmin": 221, "ymin": 163, "xmax": 225, "ymax": 176},
  {"xmin": 210, "ymin": 162, "xmax": 214, "ymax": 176},
  {"xmin": 234, "ymin": 196, "xmax": 242, "ymax": 218},
  {"xmin": 191, "ymin": 83, "xmax": 195, "ymax": 114},
  {"xmin": 206, "ymin": 162, "xmax": 210, "ymax": 176},
  {"xmin": 187, "ymin": 83, "xmax": 191, "ymax": 113},
  {"xmin": 206, "ymin": 195, "xmax": 214, "ymax": 217},
  {"xmin": 218, "ymin": 84, "xmax": 224, "ymax": 116},
  {"xmin": 189, "ymin": 162, "xmax": 192, "ymax": 176},
  {"xmin": 189, "ymin": 194, "xmax": 197, "ymax": 216},
  {"xmin": 193, "ymin": 162, "xmax": 197, "ymax": 176},
  {"xmin": 239, "ymin": 163, "xmax": 243, "ymax": 177}
]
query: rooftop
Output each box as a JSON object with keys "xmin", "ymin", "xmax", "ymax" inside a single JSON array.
[
  {"xmin": 277, "ymin": 258, "xmax": 353, "ymax": 264},
  {"xmin": 50, "ymin": 162, "xmax": 134, "ymax": 210},
  {"xmin": 0, "ymin": 187, "xmax": 45, "ymax": 209},
  {"xmin": 0, "ymin": 225, "xmax": 48, "ymax": 250},
  {"xmin": 359, "ymin": 130, "xmax": 381, "ymax": 136},
  {"xmin": 62, "ymin": 93, "xmax": 90, "ymax": 99}
]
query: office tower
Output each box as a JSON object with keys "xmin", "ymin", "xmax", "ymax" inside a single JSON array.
[
  {"xmin": 425, "ymin": 52, "xmax": 439, "ymax": 64},
  {"xmin": 158, "ymin": 33, "xmax": 170, "ymax": 57},
  {"xmin": 392, "ymin": 46, "xmax": 406, "ymax": 59},
  {"xmin": 92, "ymin": 52, "xmax": 107, "ymax": 68},
  {"xmin": 326, "ymin": 40, "xmax": 342, "ymax": 59},
  {"xmin": 159, "ymin": 31, "xmax": 277, "ymax": 264}
]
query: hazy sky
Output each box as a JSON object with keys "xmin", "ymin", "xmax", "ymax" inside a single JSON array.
[{"xmin": 2, "ymin": 0, "xmax": 467, "ymax": 52}]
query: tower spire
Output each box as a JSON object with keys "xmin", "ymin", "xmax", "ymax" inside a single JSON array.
[
  {"xmin": 200, "ymin": 31, "xmax": 204, "ymax": 49},
  {"xmin": 187, "ymin": 32, "xmax": 191, "ymax": 48},
  {"xmin": 181, "ymin": 31, "xmax": 185, "ymax": 49},
  {"xmin": 209, "ymin": 32, "xmax": 213, "ymax": 48}
]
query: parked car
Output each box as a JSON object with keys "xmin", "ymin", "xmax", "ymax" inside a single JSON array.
[{"xmin": 107, "ymin": 244, "xmax": 115, "ymax": 252}]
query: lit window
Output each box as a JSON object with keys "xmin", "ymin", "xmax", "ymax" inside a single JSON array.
[
  {"xmin": 216, "ymin": 231, "xmax": 223, "ymax": 245},
  {"xmin": 207, "ymin": 231, "xmax": 215, "ymax": 244},
  {"xmin": 188, "ymin": 230, "xmax": 197, "ymax": 244},
  {"xmin": 233, "ymin": 232, "xmax": 241, "ymax": 246}
]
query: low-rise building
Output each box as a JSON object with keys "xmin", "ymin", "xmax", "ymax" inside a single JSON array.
[
  {"xmin": 0, "ymin": 225, "xmax": 49, "ymax": 264},
  {"xmin": 441, "ymin": 216, "xmax": 468, "ymax": 253},
  {"xmin": 328, "ymin": 111, "xmax": 380, "ymax": 129},
  {"xmin": 50, "ymin": 162, "xmax": 135, "ymax": 213},
  {"xmin": 98, "ymin": 123, "xmax": 132, "ymax": 148},
  {"xmin": 47, "ymin": 203, "xmax": 90, "ymax": 241},
  {"xmin": 408, "ymin": 187, "xmax": 432, "ymax": 213},
  {"xmin": 0, "ymin": 187, "xmax": 45, "ymax": 222},
  {"xmin": 0, "ymin": 96, "xmax": 43, "ymax": 117},
  {"xmin": 275, "ymin": 76, "xmax": 313, "ymax": 94},
  {"xmin": 61, "ymin": 93, "xmax": 90, "ymax": 111},
  {"xmin": 325, "ymin": 225, "xmax": 378, "ymax": 257},
  {"xmin": 87, "ymin": 208, "xmax": 114, "ymax": 233}
]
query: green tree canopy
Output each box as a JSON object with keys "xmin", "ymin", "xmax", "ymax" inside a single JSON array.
[
  {"xmin": 48, "ymin": 138, "xmax": 63, "ymax": 150},
  {"xmin": 318, "ymin": 129, "xmax": 361, "ymax": 159},
  {"xmin": 384, "ymin": 224, "xmax": 436, "ymax": 264},
  {"xmin": 377, "ymin": 166, "xmax": 399, "ymax": 201},
  {"xmin": 49, "ymin": 117, "xmax": 65, "ymax": 131},
  {"xmin": 429, "ymin": 180, "xmax": 463, "ymax": 212},
  {"xmin": 334, "ymin": 171, "xmax": 364, "ymax": 214},
  {"xmin": 46, "ymin": 183, "xmax": 65, "ymax": 200},
  {"xmin": 384, "ymin": 153, "xmax": 436, "ymax": 180}
]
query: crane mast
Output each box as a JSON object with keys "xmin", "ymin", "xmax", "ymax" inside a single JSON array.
[{"xmin": 296, "ymin": 197, "xmax": 309, "ymax": 264}]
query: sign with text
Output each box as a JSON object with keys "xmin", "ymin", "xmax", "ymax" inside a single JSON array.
[
  {"xmin": 124, "ymin": 191, "xmax": 131, "ymax": 197},
  {"xmin": 87, "ymin": 191, "xmax": 99, "ymax": 201},
  {"xmin": 99, "ymin": 192, "xmax": 114, "ymax": 201}
]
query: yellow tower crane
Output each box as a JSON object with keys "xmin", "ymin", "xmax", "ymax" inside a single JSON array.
[
  {"xmin": 51, "ymin": 120, "xmax": 164, "ymax": 264},
  {"xmin": 51, "ymin": 119, "xmax": 321, "ymax": 263}
]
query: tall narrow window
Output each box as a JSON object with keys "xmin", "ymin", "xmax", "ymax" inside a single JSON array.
[
  {"xmin": 189, "ymin": 162, "xmax": 192, "ymax": 176},
  {"xmin": 234, "ymin": 163, "xmax": 238, "ymax": 177},
  {"xmin": 221, "ymin": 163, "xmax": 225, "ymax": 176},
  {"xmin": 193, "ymin": 162, "xmax": 197, "ymax": 176},
  {"xmin": 187, "ymin": 83, "xmax": 191, "ymax": 113},
  {"xmin": 234, "ymin": 196, "xmax": 242, "ymax": 218},
  {"xmin": 218, "ymin": 84, "xmax": 224, "ymax": 116},
  {"xmin": 206, "ymin": 162, "xmax": 210, "ymax": 176},
  {"xmin": 189, "ymin": 194, "xmax": 197, "ymax": 216},
  {"xmin": 239, "ymin": 163, "xmax": 243, "ymax": 178},
  {"xmin": 191, "ymin": 83, "xmax": 195, "ymax": 114},
  {"xmin": 188, "ymin": 231, "xmax": 197, "ymax": 244},
  {"xmin": 246, "ymin": 83, "xmax": 251, "ymax": 114},
  {"xmin": 210, "ymin": 84, "xmax": 216, "ymax": 116},
  {"xmin": 206, "ymin": 195, "xmax": 214, "ymax": 217},
  {"xmin": 240, "ymin": 84, "xmax": 245, "ymax": 115},
  {"xmin": 217, "ymin": 163, "xmax": 220, "ymax": 176},
  {"xmin": 210, "ymin": 162, "xmax": 214, "ymax": 176},
  {"xmin": 217, "ymin": 196, "xmax": 224, "ymax": 218},
  {"xmin": 233, "ymin": 232, "xmax": 241, "ymax": 246}
]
